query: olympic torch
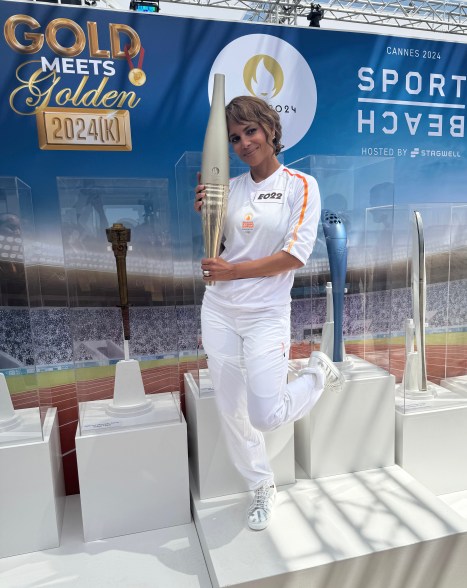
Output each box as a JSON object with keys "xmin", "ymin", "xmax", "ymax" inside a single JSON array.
[
  {"xmin": 401, "ymin": 211, "xmax": 428, "ymax": 395},
  {"xmin": 412, "ymin": 210, "xmax": 427, "ymax": 391},
  {"xmin": 201, "ymin": 73, "xmax": 230, "ymax": 285},
  {"xmin": 106, "ymin": 223, "xmax": 131, "ymax": 360},
  {"xmin": 105, "ymin": 222, "xmax": 152, "ymax": 417},
  {"xmin": 321, "ymin": 210, "xmax": 348, "ymax": 363}
]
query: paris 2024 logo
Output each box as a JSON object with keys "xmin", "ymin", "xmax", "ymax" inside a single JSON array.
[{"xmin": 209, "ymin": 34, "xmax": 317, "ymax": 151}]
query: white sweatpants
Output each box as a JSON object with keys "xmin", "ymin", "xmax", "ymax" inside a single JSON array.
[{"xmin": 201, "ymin": 298, "xmax": 325, "ymax": 490}]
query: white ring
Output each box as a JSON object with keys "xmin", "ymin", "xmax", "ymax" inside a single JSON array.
[{"xmin": 203, "ymin": 270, "xmax": 210, "ymax": 277}]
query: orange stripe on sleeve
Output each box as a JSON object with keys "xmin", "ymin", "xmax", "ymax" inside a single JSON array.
[{"xmin": 284, "ymin": 168, "xmax": 308, "ymax": 253}]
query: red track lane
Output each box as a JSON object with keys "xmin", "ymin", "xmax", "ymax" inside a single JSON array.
[{"xmin": 8, "ymin": 346, "xmax": 467, "ymax": 495}]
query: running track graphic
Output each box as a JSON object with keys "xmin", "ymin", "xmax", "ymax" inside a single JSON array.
[{"xmin": 10, "ymin": 344, "xmax": 467, "ymax": 494}]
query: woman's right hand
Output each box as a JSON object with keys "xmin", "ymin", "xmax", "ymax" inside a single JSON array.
[{"xmin": 194, "ymin": 172, "xmax": 206, "ymax": 213}]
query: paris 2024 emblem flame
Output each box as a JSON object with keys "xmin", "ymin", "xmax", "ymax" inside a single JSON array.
[{"xmin": 201, "ymin": 73, "xmax": 230, "ymax": 285}]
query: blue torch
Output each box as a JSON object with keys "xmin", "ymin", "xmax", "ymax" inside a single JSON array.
[{"xmin": 321, "ymin": 209, "xmax": 348, "ymax": 363}]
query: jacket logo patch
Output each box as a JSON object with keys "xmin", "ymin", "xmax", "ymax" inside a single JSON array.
[{"xmin": 242, "ymin": 212, "xmax": 254, "ymax": 231}]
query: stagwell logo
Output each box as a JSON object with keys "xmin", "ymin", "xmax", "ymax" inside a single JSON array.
[
  {"xmin": 410, "ymin": 147, "xmax": 461, "ymax": 158},
  {"xmin": 209, "ymin": 34, "xmax": 317, "ymax": 151}
]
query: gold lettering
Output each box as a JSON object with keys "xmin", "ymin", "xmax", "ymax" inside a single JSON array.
[
  {"xmin": 9, "ymin": 61, "xmax": 141, "ymax": 115},
  {"xmin": 46, "ymin": 19, "xmax": 86, "ymax": 57},
  {"xmin": 71, "ymin": 82, "xmax": 140, "ymax": 109},
  {"xmin": 101, "ymin": 91, "xmax": 119, "ymax": 107},
  {"xmin": 55, "ymin": 88, "xmax": 73, "ymax": 105},
  {"xmin": 109, "ymin": 23, "xmax": 141, "ymax": 59},
  {"xmin": 105, "ymin": 118, "xmax": 117, "ymax": 141},
  {"xmin": 36, "ymin": 108, "xmax": 131, "ymax": 151},
  {"xmin": 71, "ymin": 77, "xmax": 90, "ymax": 106},
  {"xmin": 4, "ymin": 15, "xmax": 43, "ymax": 54},
  {"xmin": 121, "ymin": 91, "xmax": 140, "ymax": 108},
  {"xmin": 81, "ymin": 77, "xmax": 110, "ymax": 106},
  {"xmin": 5, "ymin": 17, "xmax": 141, "ymax": 61},
  {"xmin": 10, "ymin": 64, "xmax": 61, "ymax": 114},
  {"xmin": 87, "ymin": 22, "xmax": 110, "ymax": 58}
]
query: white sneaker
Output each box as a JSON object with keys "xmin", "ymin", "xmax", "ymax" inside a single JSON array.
[
  {"xmin": 247, "ymin": 483, "xmax": 276, "ymax": 531},
  {"xmin": 309, "ymin": 350, "xmax": 345, "ymax": 393}
]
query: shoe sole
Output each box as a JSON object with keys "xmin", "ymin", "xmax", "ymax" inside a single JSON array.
[
  {"xmin": 248, "ymin": 519, "xmax": 270, "ymax": 531},
  {"xmin": 312, "ymin": 351, "xmax": 345, "ymax": 391}
]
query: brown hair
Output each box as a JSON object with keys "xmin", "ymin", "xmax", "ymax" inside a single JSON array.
[{"xmin": 225, "ymin": 96, "xmax": 284, "ymax": 155}]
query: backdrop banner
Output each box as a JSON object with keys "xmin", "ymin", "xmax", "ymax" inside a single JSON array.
[
  {"xmin": 1, "ymin": 1, "xmax": 466, "ymax": 239},
  {"xmin": 2, "ymin": 1, "xmax": 466, "ymax": 494}
]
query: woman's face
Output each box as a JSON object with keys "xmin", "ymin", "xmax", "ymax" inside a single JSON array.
[{"xmin": 228, "ymin": 121, "xmax": 274, "ymax": 169}]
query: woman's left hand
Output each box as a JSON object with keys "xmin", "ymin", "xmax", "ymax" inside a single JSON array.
[{"xmin": 201, "ymin": 257, "xmax": 236, "ymax": 282}]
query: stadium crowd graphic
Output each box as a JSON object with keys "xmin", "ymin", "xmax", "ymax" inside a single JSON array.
[{"xmin": 2, "ymin": 280, "xmax": 466, "ymax": 371}]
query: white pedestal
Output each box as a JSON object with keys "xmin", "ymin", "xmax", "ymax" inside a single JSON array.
[
  {"xmin": 0, "ymin": 407, "xmax": 65, "ymax": 558},
  {"xmin": 106, "ymin": 359, "xmax": 153, "ymax": 418},
  {"xmin": 441, "ymin": 374, "xmax": 467, "ymax": 396},
  {"xmin": 0, "ymin": 406, "xmax": 43, "ymax": 445},
  {"xmin": 184, "ymin": 370, "xmax": 295, "ymax": 499},
  {"xmin": 291, "ymin": 356, "xmax": 395, "ymax": 479},
  {"xmin": 192, "ymin": 465, "xmax": 467, "ymax": 588},
  {"xmin": 75, "ymin": 393, "xmax": 191, "ymax": 542},
  {"xmin": 395, "ymin": 384, "xmax": 467, "ymax": 495}
]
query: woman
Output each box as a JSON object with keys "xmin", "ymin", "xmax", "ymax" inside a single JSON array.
[{"xmin": 194, "ymin": 96, "xmax": 344, "ymax": 531}]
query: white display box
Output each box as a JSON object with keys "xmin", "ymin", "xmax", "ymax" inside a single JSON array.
[
  {"xmin": 184, "ymin": 370, "xmax": 295, "ymax": 499},
  {"xmin": 395, "ymin": 384, "xmax": 467, "ymax": 495},
  {"xmin": 441, "ymin": 374, "xmax": 467, "ymax": 396},
  {"xmin": 0, "ymin": 406, "xmax": 43, "ymax": 445},
  {"xmin": 291, "ymin": 356, "xmax": 395, "ymax": 479},
  {"xmin": 192, "ymin": 465, "xmax": 467, "ymax": 588},
  {"xmin": 0, "ymin": 407, "xmax": 65, "ymax": 558},
  {"xmin": 75, "ymin": 392, "xmax": 191, "ymax": 542}
]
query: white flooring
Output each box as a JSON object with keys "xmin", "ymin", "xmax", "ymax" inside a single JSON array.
[
  {"xmin": 1, "ymin": 469, "xmax": 467, "ymax": 588},
  {"xmin": 0, "ymin": 496, "xmax": 212, "ymax": 588}
]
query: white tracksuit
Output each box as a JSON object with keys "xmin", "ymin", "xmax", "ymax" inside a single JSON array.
[{"xmin": 201, "ymin": 165, "xmax": 323, "ymax": 490}]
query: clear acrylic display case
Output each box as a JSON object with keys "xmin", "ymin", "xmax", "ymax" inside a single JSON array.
[
  {"xmin": 174, "ymin": 152, "xmax": 204, "ymax": 393},
  {"xmin": 392, "ymin": 203, "xmax": 467, "ymax": 413},
  {"xmin": 445, "ymin": 204, "xmax": 467, "ymax": 387},
  {"xmin": 0, "ymin": 177, "xmax": 44, "ymax": 444},
  {"xmin": 289, "ymin": 155, "xmax": 394, "ymax": 372},
  {"xmin": 175, "ymin": 153, "xmax": 394, "ymax": 387},
  {"xmin": 57, "ymin": 177, "xmax": 181, "ymax": 435}
]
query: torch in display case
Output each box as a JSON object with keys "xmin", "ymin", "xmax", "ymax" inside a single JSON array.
[
  {"xmin": 321, "ymin": 209, "xmax": 348, "ymax": 363},
  {"xmin": 105, "ymin": 223, "xmax": 152, "ymax": 417},
  {"xmin": 402, "ymin": 210, "xmax": 431, "ymax": 397}
]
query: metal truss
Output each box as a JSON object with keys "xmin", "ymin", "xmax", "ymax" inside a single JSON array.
[
  {"xmin": 26, "ymin": 0, "xmax": 467, "ymax": 34},
  {"xmin": 44, "ymin": 0, "xmax": 467, "ymax": 35},
  {"xmin": 153, "ymin": 0, "xmax": 467, "ymax": 34}
]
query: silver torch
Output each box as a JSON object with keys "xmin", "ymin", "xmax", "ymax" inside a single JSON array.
[
  {"xmin": 412, "ymin": 210, "xmax": 427, "ymax": 391},
  {"xmin": 201, "ymin": 73, "xmax": 230, "ymax": 285}
]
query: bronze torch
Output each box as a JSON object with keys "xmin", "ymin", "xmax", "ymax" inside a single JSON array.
[
  {"xmin": 106, "ymin": 222, "xmax": 131, "ymax": 360},
  {"xmin": 201, "ymin": 73, "xmax": 230, "ymax": 285},
  {"xmin": 105, "ymin": 223, "xmax": 153, "ymax": 416}
]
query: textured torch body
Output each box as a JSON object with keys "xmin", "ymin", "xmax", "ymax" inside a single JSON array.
[
  {"xmin": 106, "ymin": 223, "xmax": 131, "ymax": 341},
  {"xmin": 321, "ymin": 210, "xmax": 348, "ymax": 363},
  {"xmin": 412, "ymin": 211, "xmax": 427, "ymax": 391},
  {"xmin": 201, "ymin": 74, "xmax": 230, "ymax": 283}
]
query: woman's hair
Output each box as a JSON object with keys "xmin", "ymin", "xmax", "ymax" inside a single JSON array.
[{"xmin": 225, "ymin": 96, "xmax": 284, "ymax": 155}]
